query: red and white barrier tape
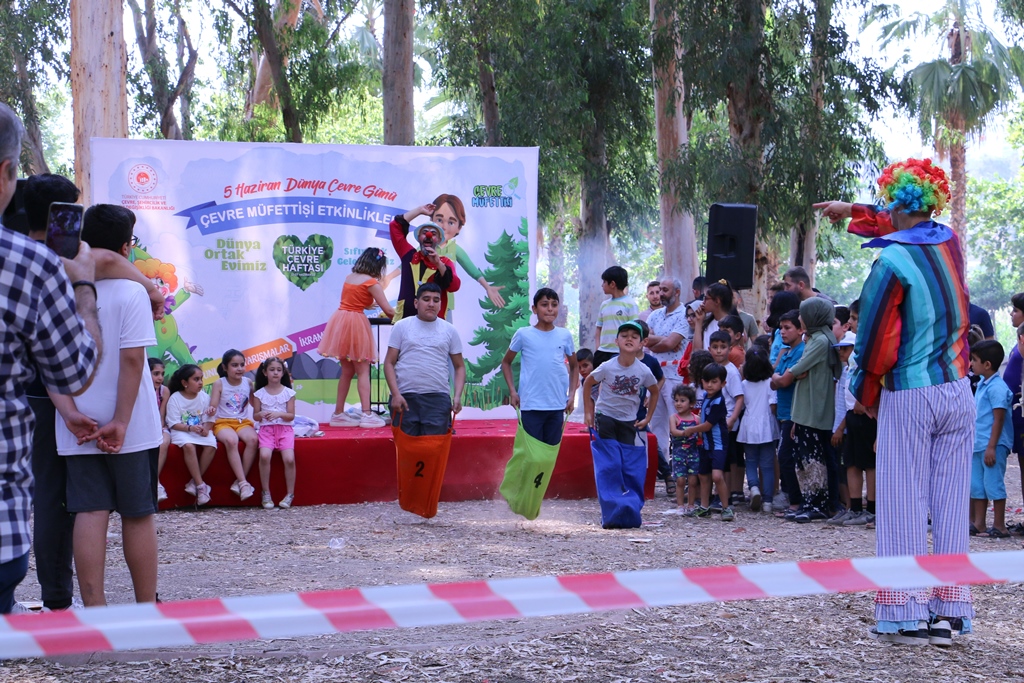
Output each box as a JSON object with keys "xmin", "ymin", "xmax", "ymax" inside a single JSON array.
[{"xmin": 1, "ymin": 550, "xmax": 1021, "ymax": 660}]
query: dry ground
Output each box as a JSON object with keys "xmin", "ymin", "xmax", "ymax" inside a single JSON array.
[{"xmin": 2, "ymin": 460, "xmax": 1022, "ymax": 683}]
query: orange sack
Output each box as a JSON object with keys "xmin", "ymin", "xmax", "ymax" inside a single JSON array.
[{"xmin": 392, "ymin": 417, "xmax": 454, "ymax": 519}]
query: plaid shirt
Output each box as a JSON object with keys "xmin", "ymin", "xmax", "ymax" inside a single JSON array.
[{"xmin": 0, "ymin": 228, "xmax": 97, "ymax": 563}]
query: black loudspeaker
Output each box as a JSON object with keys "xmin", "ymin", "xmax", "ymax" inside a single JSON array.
[{"xmin": 705, "ymin": 203, "xmax": 757, "ymax": 290}]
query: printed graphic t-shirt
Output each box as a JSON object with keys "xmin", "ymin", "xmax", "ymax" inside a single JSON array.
[{"xmin": 590, "ymin": 356, "xmax": 657, "ymax": 422}]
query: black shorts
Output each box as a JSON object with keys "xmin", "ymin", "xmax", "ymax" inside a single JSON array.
[
  {"xmin": 725, "ymin": 430, "xmax": 744, "ymax": 470},
  {"xmin": 699, "ymin": 448, "xmax": 727, "ymax": 475},
  {"xmin": 595, "ymin": 414, "xmax": 638, "ymax": 446},
  {"xmin": 394, "ymin": 392, "xmax": 452, "ymax": 436},
  {"xmin": 65, "ymin": 449, "xmax": 159, "ymax": 517},
  {"xmin": 844, "ymin": 411, "xmax": 877, "ymax": 471},
  {"xmin": 593, "ymin": 350, "xmax": 618, "ymax": 369}
]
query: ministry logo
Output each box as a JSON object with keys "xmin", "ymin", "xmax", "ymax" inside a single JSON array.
[{"xmin": 128, "ymin": 163, "xmax": 158, "ymax": 194}]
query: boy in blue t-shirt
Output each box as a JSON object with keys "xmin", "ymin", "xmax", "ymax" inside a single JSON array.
[
  {"xmin": 683, "ymin": 363, "xmax": 733, "ymax": 521},
  {"xmin": 968, "ymin": 340, "xmax": 1014, "ymax": 538},
  {"xmin": 502, "ymin": 288, "xmax": 578, "ymax": 446},
  {"xmin": 770, "ymin": 310, "xmax": 805, "ymax": 515}
]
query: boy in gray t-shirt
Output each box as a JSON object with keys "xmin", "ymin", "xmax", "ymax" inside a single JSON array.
[{"xmin": 583, "ymin": 321, "xmax": 660, "ymax": 445}]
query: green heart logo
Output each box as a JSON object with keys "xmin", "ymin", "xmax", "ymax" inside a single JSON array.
[{"xmin": 272, "ymin": 235, "xmax": 334, "ymax": 291}]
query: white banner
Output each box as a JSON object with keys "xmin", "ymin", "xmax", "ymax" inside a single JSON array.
[{"xmin": 91, "ymin": 139, "xmax": 538, "ymax": 419}]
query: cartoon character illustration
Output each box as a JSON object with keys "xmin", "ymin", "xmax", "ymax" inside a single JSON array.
[
  {"xmin": 131, "ymin": 249, "xmax": 205, "ymax": 378},
  {"xmin": 429, "ymin": 194, "xmax": 506, "ymax": 315},
  {"xmin": 609, "ymin": 374, "xmax": 641, "ymax": 397},
  {"xmin": 181, "ymin": 410, "xmax": 204, "ymax": 427}
]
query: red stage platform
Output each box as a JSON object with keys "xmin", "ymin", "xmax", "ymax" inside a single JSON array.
[{"xmin": 159, "ymin": 420, "xmax": 659, "ymax": 509}]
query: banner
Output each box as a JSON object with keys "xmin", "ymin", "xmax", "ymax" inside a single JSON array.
[{"xmin": 91, "ymin": 140, "xmax": 539, "ymax": 420}]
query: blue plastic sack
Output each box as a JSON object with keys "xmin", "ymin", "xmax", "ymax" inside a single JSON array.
[{"xmin": 590, "ymin": 429, "xmax": 647, "ymax": 529}]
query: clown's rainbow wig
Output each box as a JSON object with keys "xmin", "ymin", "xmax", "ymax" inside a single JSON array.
[{"xmin": 876, "ymin": 158, "xmax": 951, "ymax": 215}]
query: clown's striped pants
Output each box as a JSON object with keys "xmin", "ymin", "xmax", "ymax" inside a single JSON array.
[{"xmin": 874, "ymin": 377, "xmax": 975, "ymax": 622}]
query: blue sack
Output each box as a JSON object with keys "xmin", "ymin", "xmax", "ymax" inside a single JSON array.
[{"xmin": 590, "ymin": 429, "xmax": 647, "ymax": 529}]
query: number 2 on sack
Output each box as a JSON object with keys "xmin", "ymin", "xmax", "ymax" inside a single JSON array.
[{"xmin": 415, "ymin": 461, "xmax": 425, "ymax": 477}]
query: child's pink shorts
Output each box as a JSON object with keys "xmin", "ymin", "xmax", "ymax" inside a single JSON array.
[{"xmin": 258, "ymin": 424, "xmax": 295, "ymax": 450}]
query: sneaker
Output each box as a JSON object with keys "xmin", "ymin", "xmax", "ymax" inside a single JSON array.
[
  {"xmin": 772, "ymin": 491, "xmax": 789, "ymax": 510},
  {"xmin": 185, "ymin": 480, "xmax": 197, "ymax": 497},
  {"xmin": 827, "ymin": 509, "xmax": 854, "ymax": 526},
  {"xmin": 843, "ymin": 510, "xmax": 870, "ymax": 526},
  {"xmin": 784, "ymin": 505, "xmax": 806, "ymax": 521},
  {"xmin": 278, "ymin": 494, "xmax": 294, "ymax": 509},
  {"xmin": 329, "ymin": 411, "xmax": 360, "ymax": 428},
  {"xmin": 196, "ymin": 483, "xmax": 211, "ymax": 506},
  {"xmin": 661, "ymin": 507, "xmax": 686, "ymax": 516},
  {"xmin": 709, "ymin": 499, "xmax": 723, "ymax": 513},
  {"xmin": 686, "ymin": 505, "xmax": 711, "ymax": 518},
  {"xmin": 262, "ymin": 491, "xmax": 274, "ymax": 509},
  {"xmin": 238, "ymin": 481, "xmax": 255, "ymax": 501},
  {"xmin": 156, "ymin": 483, "xmax": 167, "ymax": 502},
  {"xmin": 869, "ymin": 621, "xmax": 929, "ymax": 646},
  {"xmin": 721, "ymin": 507, "xmax": 735, "ymax": 522},
  {"xmin": 795, "ymin": 507, "xmax": 828, "ymax": 523},
  {"xmin": 10, "ymin": 602, "xmax": 40, "ymax": 614},
  {"xmin": 729, "ymin": 492, "xmax": 745, "ymax": 507},
  {"xmin": 865, "ymin": 512, "xmax": 876, "ymax": 525},
  {"xmin": 665, "ymin": 478, "xmax": 677, "ymax": 496},
  {"xmin": 359, "ymin": 412, "xmax": 386, "ymax": 429},
  {"xmin": 749, "ymin": 486, "xmax": 762, "ymax": 512},
  {"xmin": 928, "ymin": 619, "xmax": 953, "ymax": 647},
  {"xmin": 230, "ymin": 481, "xmax": 241, "ymax": 496},
  {"xmin": 762, "ymin": 501, "xmax": 773, "ymax": 514}
]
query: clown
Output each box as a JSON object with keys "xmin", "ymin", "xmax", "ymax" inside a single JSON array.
[
  {"xmin": 132, "ymin": 250, "xmax": 205, "ymax": 378},
  {"xmin": 388, "ymin": 204, "xmax": 462, "ymax": 320},
  {"xmin": 815, "ymin": 159, "xmax": 973, "ymax": 648}
]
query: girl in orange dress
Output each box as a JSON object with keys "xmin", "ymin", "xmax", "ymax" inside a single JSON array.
[{"xmin": 319, "ymin": 248, "xmax": 395, "ymax": 428}]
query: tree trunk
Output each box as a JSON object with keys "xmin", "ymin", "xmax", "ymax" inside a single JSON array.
[
  {"xmin": 251, "ymin": 0, "xmax": 302, "ymax": 142},
  {"xmin": 949, "ymin": 134, "xmax": 967, "ymax": 249},
  {"xmin": 789, "ymin": 217, "xmax": 817, "ymax": 284},
  {"xmin": 13, "ymin": 50, "xmax": 49, "ymax": 175},
  {"xmin": 476, "ymin": 41, "xmax": 501, "ymax": 146},
  {"xmin": 245, "ymin": 0, "xmax": 305, "ymax": 118},
  {"xmin": 175, "ymin": 2, "xmax": 195, "ymax": 139},
  {"xmin": 383, "ymin": 0, "xmax": 415, "ymax": 145},
  {"xmin": 548, "ymin": 213, "xmax": 568, "ymax": 327},
  {"xmin": 650, "ymin": 0, "xmax": 698, "ymax": 289},
  {"xmin": 71, "ymin": 0, "xmax": 128, "ymax": 203},
  {"xmin": 578, "ymin": 124, "xmax": 610, "ymax": 347}
]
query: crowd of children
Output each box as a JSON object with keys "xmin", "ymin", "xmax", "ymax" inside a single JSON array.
[{"xmin": 567, "ymin": 262, "xmax": 1024, "ymax": 538}]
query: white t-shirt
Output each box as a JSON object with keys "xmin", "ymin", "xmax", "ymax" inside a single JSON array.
[
  {"xmin": 166, "ymin": 391, "xmax": 217, "ymax": 447},
  {"xmin": 647, "ymin": 306, "xmax": 691, "ymax": 366},
  {"xmin": 214, "ymin": 376, "xmax": 253, "ymax": 420},
  {"xmin": 723, "ymin": 362, "xmax": 744, "ymax": 432},
  {"xmin": 702, "ymin": 318, "xmax": 721, "ymax": 350},
  {"xmin": 254, "ymin": 386, "xmax": 297, "ymax": 425},
  {"xmin": 834, "ymin": 366, "xmax": 850, "ymax": 432},
  {"xmin": 388, "ymin": 315, "xmax": 463, "ymax": 395},
  {"xmin": 55, "ymin": 280, "xmax": 162, "ymax": 456},
  {"xmin": 510, "ymin": 326, "xmax": 575, "ymax": 411},
  {"xmin": 737, "ymin": 379, "xmax": 779, "ymax": 445},
  {"xmin": 589, "ymin": 356, "xmax": 657, "ymax": 422}
]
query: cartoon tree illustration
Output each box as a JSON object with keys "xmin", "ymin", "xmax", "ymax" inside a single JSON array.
[{"xmin": 464, "ymin": 219, "xmax": 531, "ymax": 409}]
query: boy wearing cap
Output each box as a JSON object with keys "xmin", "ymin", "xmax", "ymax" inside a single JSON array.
[
  {"xmin": 583, "ymin": 321, "xmax": 660, "ymax": 445},
  {"xmin": 389, "ymin": 204, "xmax": 462, "ymax": 320}
]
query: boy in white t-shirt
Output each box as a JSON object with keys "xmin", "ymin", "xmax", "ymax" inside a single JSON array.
[
  {"xmin": 50, "ymin": 204, "xmax": 161, "ymax": 607},
  {"xmin": 383, "ymin": 283, "xmax": 466, "ymax": 436},
  {"xmin": 502, "ymin": 288, "xmax": 578, "ymax": 445}
]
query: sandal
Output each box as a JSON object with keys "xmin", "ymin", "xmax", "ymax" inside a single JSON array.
[
  {"xmin": 969, "ymin": 524, "xmax": 980, "ymax": 536},
  {"xmin": 978, "ymin": 527, "xmax": 1011, "ymax": 539}
]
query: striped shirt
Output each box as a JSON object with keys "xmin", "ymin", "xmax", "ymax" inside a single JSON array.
[{"xmin": 848, "ymin": 205, "xmax": 970, "ymax": 407}]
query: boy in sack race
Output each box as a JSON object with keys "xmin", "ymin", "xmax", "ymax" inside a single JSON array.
[
  {"xmin": 500, "ymin": 288, "xmax": 579, "ymax": 519},
  {"xmin": 382, "ymin": 283, "xmax": 465, "ymax": 518}
]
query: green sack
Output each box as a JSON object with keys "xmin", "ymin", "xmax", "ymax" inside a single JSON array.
[{"xmin": 499, "ymin": 412, "xmax": 564, "ymax": 520}]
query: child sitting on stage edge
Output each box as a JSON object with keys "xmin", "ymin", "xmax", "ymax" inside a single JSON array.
[{"xmin": 501, "ymin": 288, "xmax": 578, "ymax": 445}]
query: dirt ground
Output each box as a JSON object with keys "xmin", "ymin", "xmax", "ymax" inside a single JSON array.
[{"xmin": 2, "ymin": 460, "xmax": 1023, "ymax": 683}]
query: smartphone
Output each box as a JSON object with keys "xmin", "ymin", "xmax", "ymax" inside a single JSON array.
[{"xmin": 45, "ymin": 202, "xmax": 84, "ymax": 259}]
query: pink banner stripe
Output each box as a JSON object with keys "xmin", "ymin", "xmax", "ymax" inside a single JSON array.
[
  {"xmin": 683, "ymin": 566, "xmax": 769, "ymax": 602},
  {"xmin": 157, "ymin": 599, "xmax": 261, "ymax": 644},
  {"xmin": 799, "ymin": 559, "xmax": 880, "ymax": 594},
  {"xmin": 917, "ymin": 554, "xmax": 1006, "ymax": 587},
  {"xmin": 6, "ymin": 610, "xmax": 113, "ymax": 656},
  {"xmin": 299, "ymin": 589, "xmax": 399, "ymax": 632},
  {"xmin": 557, "ymin": 573, "xmax": 645, "ymax": 610},
  {"xmin": 429, "ymin": 581, "xmax": 522, "ymax": 621}
]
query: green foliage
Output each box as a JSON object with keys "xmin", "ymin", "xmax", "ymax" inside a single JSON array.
[
  {"xmin": 964, "ymin": 173, "xmax": 1024, "ymax": 311},
  {"xmin": 814, "ymin": 227, "xmax": 877, "ymax": 307},
  {"xmin": 463, "ymin": 220, "xmax": 531, "ymax": 410}
]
